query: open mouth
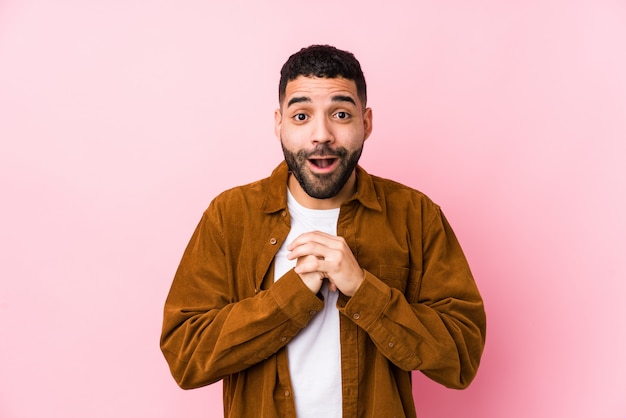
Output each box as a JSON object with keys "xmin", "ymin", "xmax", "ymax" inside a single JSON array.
[{"xmin": 309, "ymin": 158, "xmax": 338, "ymax": 169}]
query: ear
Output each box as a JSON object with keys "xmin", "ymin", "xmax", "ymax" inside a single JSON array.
[
  {"xmin": 274, "ymin": 109, "xmax": 282, "ymax": 140},
  {"xmin": 363, "ymin": 107, "xmax": 373, "ymax": 141}
]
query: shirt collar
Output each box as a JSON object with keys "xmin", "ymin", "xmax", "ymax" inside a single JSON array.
[{"xmin": 261, "ymin": 162, "xmax": 382, "ymax": 213}]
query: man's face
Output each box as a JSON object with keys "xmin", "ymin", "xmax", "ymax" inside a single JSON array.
[{"xmin": 275, "ymin": 76, "xmax": 372, "ymax": 201}]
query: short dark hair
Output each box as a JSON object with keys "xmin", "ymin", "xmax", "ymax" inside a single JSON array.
[{"xmin": 278, "ymin": 45, "xmax": 367, "ymax": 107}]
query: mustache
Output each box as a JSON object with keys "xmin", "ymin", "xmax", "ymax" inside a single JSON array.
[{"xmin": 297, "ymin": 144, "xmax": 348, "ymax": 159}]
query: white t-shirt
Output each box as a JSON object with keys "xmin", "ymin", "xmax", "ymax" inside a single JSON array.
[{"xmin": 273, "ymin": 190, "xmax": 342, "ymax": 418}]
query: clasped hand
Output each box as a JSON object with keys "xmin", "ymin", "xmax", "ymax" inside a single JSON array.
[{"xmin": 287, "ymin": 231, "xmax": 364, "ymax": 297}]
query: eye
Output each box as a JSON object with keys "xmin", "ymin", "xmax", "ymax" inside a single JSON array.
[
  {"xmin": 335, "ymin": 111, "xmax": 350, "ymax": 120},
  {"xmin": 293, "ymin": 113, "xmax": 308, "ymax": 121}
]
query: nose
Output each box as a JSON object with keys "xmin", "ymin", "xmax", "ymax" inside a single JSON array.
[{"xmin": 311, "ymin": 116, "xmax": 334, "ymax": 145}]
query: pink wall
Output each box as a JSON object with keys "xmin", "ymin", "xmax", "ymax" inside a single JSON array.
[{"xmin": 1, "ymin": 1, "xmax": 625, "ymax": 417}]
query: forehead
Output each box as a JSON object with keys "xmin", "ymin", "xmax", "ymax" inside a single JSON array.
[{"xmin": 283, "ymin": 76, "xmax": 360, "ymax": 106}]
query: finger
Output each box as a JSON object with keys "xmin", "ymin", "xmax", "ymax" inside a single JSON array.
[
  {"xmin": 295, "ymin": 254, "xmax": 322, "ymax": 267},
  {"xmin": 293, "ymin": 256, "xmax": 323, "ymax": 274},
  {"xmin": 287, "ymin": 231, "xmax": 339, "ymax": 251},
  {"xmin": 286, "ymin": 241, "xmax": 329, "ymax": 261}
]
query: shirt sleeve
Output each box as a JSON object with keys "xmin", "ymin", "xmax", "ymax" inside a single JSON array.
[
  {"xmin": 160, "ymin": 204, "xmax": 324, "ymax": 389},
  {"xmin": 338, "ymin": 206, "xmax": 486, "ymax": 389}
]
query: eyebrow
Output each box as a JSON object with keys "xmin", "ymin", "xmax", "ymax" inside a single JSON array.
[
  {"xmin": 287, "ymin": 96, "xmax": 311, "ymax": 107},
  {"xmin": 331, "ymin": 95, "xmax": 356, "ymax": 106},
  {"xmin": 286, "ymin": 95, "xmax": 357, "ymax": 108}
]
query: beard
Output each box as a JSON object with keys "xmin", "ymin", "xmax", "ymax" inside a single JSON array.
[{"xmin": 281, "ymin": 141, "xmax": 363, "ymax": 199}]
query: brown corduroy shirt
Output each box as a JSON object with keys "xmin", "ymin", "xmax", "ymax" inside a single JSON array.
[{"xmin": 160, "ymin": 162, "xmax": 486, "ymax": 417}]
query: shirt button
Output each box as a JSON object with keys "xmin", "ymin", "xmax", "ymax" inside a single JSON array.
[
  {"xmin": 309, "ymin": 310, "xmax": 317, "ymax": 316},
  {"xmin": 270, "ymin": 238, "xmax": 277, "ymax": 245},
  {"xmin": 284, "ymin": 390, "xmax": 291, "ymax": 397},
  {"xmin": 281, "ymin": 211, "xmax": 287, "ymax": 218},
  {"xmin": 352, "ymin": 313, "xmax": 361, "ymax": 320},
  {"xmin": 388, "ymin": 342, "xmax": 395, "ymax": 348},
  {"xmin": 281, "ymin": 336, "xmax": 287, "ymax": 342}
]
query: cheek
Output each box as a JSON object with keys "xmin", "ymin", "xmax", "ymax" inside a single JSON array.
[
  {"xmin": 341, "ymin": 126, "xmax": 366, "ymax": 145},
  {"xmin": 281, "ymin": 125, "xmax": 307, "ymax": 144}
]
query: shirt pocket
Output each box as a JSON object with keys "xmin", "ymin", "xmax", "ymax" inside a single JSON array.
[{"xmin": 378, "ymin": 265, "xmax": 421, "ymax": 303}]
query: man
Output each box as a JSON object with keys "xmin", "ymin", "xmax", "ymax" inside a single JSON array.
[{"xmin": 160, "ymin": 45, "xmax": 486, "ymax": 417}]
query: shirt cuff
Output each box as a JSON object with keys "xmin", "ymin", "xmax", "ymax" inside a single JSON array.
[
  {"xmin": 339, "ymin": 269, "xmax": 391, "ymax": 330},
  {"xmin": 270, "ymin": 269, "xmax": 325, "ymax": 328}
]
